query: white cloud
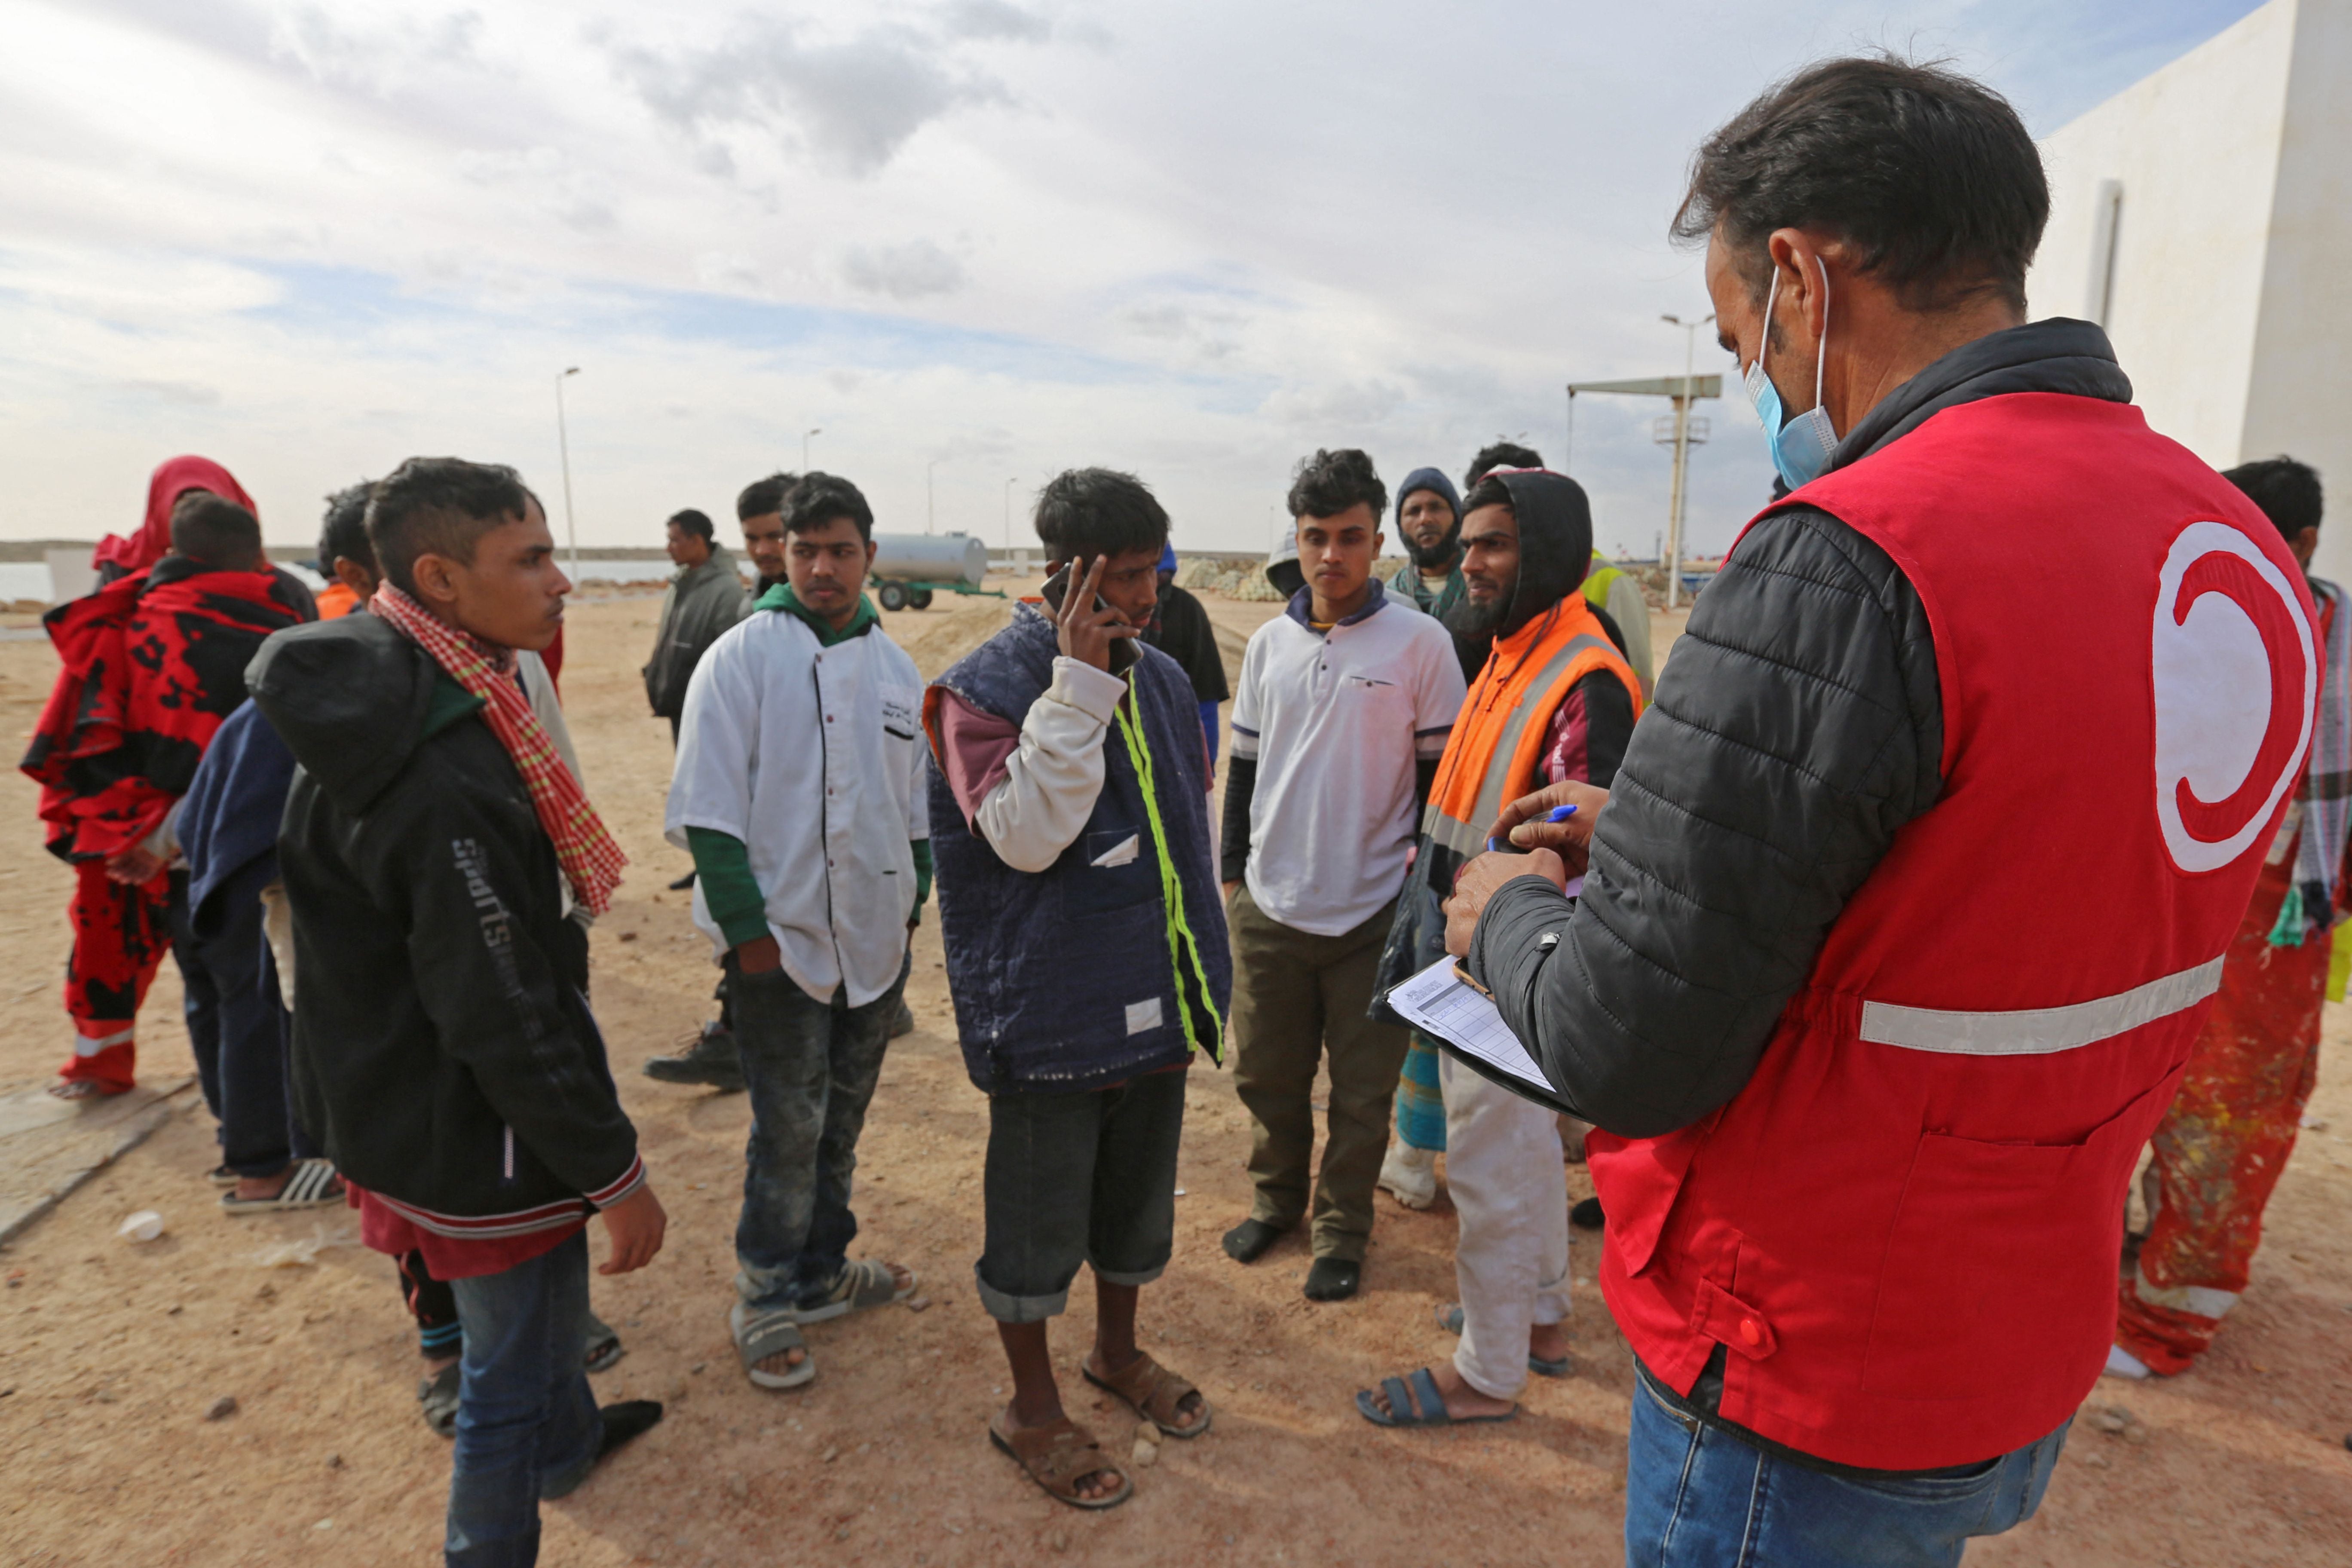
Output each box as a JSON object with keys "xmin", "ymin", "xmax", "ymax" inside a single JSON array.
[
  {"xmin": 604, "ymin": 12, "xmax": 1011, "ymax": 179},
  {"xmin": 0, "ymin": 0, "xmax": 2273, "ymax": 554},
  {"xmin": 841, "ymin": 238, "xmax": 967, "ymax": 299}
]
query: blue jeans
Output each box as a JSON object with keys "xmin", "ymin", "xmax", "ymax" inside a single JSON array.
[
  {"xmin": 444, "ymin": 1230, "xmax": 600, "ymax": 1568},
  {"xmin": 1626, "ymin": 1364, "xmax": 2068, "ymax": 1568},
  {"xmin": 732, "ymin": 953, "xmax": 907, "ymax": 1313}
]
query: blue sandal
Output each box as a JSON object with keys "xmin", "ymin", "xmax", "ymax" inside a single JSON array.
[
  {"xmin": 1434, "ymin": 1302, "xmax": 1573, "ymax": 1378},
  {"xmin": 1354, "ymin": 1366, "xmax": 1518, "ymax": 1427}
]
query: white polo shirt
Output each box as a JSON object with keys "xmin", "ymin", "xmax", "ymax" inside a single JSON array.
[
  {"xmin": 664, "ymin": 609, "xmax": 929, "ymax": 1007},
  {"xmin": 1231, "ymin": 591, "xmax": 1466, "ymax": 936}
]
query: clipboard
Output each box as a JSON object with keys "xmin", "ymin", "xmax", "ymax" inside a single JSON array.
[{"xmin": 1382, "ymin": 955, "xmax": 1583, "ymax": 1116}]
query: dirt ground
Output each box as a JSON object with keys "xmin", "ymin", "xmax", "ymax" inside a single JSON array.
[{"xmin": 1, "ymin": 588, "xmax": 2349, "ymax": 1567}]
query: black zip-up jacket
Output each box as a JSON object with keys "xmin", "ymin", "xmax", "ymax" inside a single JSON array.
[
  {"xmin": 248, "ymin": 614, "xmax": 643, "ymax": 1236},
  {"xmin": 1467, "ymin": 318, "xmax": 2131, "ymax": 1139},
  {"xmin": 1466, "ymin": 317, "xmax": 2132, "ymax": 1476}
]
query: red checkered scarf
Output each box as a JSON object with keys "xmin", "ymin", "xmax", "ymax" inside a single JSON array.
[{"xmin": 371, "ymin": 585, "xmax": 626, "ymax": 916}]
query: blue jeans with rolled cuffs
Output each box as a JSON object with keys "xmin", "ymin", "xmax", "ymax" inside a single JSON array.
[
  {"xmin": 1625, "ymin": 1361, "xmax": 2068, "ymax": 1568},
  {"xmin": 731, "ymin": 950, "xmax": 908, "ymax": 1314}
]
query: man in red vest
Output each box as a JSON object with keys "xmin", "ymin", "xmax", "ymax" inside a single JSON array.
[{"xmin": 1441, "ymin": 56, "xmax": 2315, "ymax": 1565}]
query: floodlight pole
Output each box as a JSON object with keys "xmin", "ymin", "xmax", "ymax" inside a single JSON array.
[
  {"xmin": 1659, "ymin": 314, "xmax": 1715, "ymax": 609},
  {"xmin": 555, "ymin": 367, "xmax": 581, "ymax": 581},
  {"xmin": 802, "ymin": 427, "xmax": 821, "ymax": 471},
  {"xmin": 1003, "ymin": 477, "xmax": 1018, "ymax": 550}
]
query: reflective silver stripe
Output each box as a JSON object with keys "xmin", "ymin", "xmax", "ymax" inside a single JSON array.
[
  {"xmin": 1462, "ymin": 632, "xmax": 1615, "ymax": 832},
  {"xmin": 1424, "ymin": 810, "xmax": 1484, "ymax": 858},
  {"xmin": 1859, "ymin": 956, "xmax": 2224, "ymax": 1056},
  {"xmin": 2132, "ymin": 1264, "xmax": 2238, "ymax": 1320}
]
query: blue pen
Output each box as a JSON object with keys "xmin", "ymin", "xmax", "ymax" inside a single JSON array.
[{"xmin": 1489, "ymin": 802, "xmax": 1577, "ymax": 853}]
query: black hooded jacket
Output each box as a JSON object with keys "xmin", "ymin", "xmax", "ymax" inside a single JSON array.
[
  {"xmin": 1467, "ymin": 318, "xmax": 2132, "ymax": 1139},
  {"xmin": 247, "ymin": 613, "xmax": 641, "ymax": 1231},
  {"xmin": 1369, "ymin": 469, "xmax": 1638, "ymax": 1001}
]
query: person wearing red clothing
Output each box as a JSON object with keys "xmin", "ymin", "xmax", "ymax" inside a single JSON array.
[
  {"xmin": 2112, "ymin": 456, "xmax": 2341, "ymax": 1379},
  {"xmin": 1441, "ymin": 57, "xmax": 2314, "ymax": 1566},
  {"xmin": 23, "ymin": 478, "xmax": 313, "ymax": 1096}
]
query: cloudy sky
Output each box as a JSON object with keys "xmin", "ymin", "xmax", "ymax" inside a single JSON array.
[{"xmin": 0, "ymin": 0, "xmax": 2262, "ymax": 558}]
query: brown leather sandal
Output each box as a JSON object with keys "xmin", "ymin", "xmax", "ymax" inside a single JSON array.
[
  {"xmin": 988, "ymin": 1409, "xmax": 1133, "ymax": 1509},
  {"xmin": 1082, "ymin": 1351, "xmax": 1212, "ymax": 1438}
]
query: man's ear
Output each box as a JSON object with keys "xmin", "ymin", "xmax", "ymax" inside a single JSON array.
[
  {"xmin": 333, "ymin": 557, "xmax": 377, "ymax": 599},
  {"xmin": 1372, "ymin": 530, "xmax": 1385, "ymax": 555},
  {"xmin": 864, "ymin": 539, "xmax": 879, "ymax": 567},
  {"xmin": 410, "ymin": 552, "xmax": 460, "ymax": 607}
]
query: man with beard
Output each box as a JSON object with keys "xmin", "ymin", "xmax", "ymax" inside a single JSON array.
[
  {"xmin": 1357, "ymin": 467, "xmax": 1640, "ymax": 1427},
  {"xmin": 1376, "ymin": 466, "xmax": 1473, "ymax": 1213}
]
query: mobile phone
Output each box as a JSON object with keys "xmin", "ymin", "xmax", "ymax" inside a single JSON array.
[{"xmin": 1042, "ymin": 562, "xmax": 1138, "ymax": 673}]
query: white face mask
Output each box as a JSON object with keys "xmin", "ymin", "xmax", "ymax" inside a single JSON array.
[{"xmin": 1741, "ymin": 258, "xmax": 1838, "ymax": 490}]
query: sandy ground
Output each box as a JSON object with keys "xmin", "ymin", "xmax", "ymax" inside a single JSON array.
[{"xmin": 0, "ymin": 587, "xmax": 2348, "ymax": 1567}]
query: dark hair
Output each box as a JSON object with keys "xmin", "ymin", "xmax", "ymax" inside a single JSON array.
[
  {"xmin": 2223, "ymin": 456, "xmax": 2324, "ymax": 541},
  {"xmin": 782, "ymin": 472, "xmax": 873, "ymax": 542},
  {"xmin": 668, "ymin": 508, "xmax": 716, "ymax": 544},
  {"xmin": 1673, "ymin": 54, "xmax": 2048, "ymax": 312},
  {"xmin": 1464, "ymin": 442, "xmax": 1543, "ymax": 490},
  {"xmin": 736, "ymin": 472, "xmax": 799, "ymax": 522},
  {"xmin": 366, "ymin": 457, "xmax": 532, "ymax": 596},
  {"xmin": 1032, "ymin": 468, "xmax": 1169, "ymax": 562},
  {"xmin": 318, "ymin": 481, "xmax": 376, "ymax": 576},
  {"xmin": 1283, "ymin": 448, "xmax": 1385, "ymax": 524},
  {"xmin": 171, "ymin": 493, "xmax": 263, "ymax": 567},
  {"xmin": 1461, "ymin": 475, "xmax": 1514, "ymax": 516}
]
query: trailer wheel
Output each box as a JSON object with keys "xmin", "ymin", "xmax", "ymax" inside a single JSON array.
[
  {"xmin": 878, "ymin": 582, "xmax": 909, "ymax": 612},
  {"xmin": 910, "ymin": 588, "xmax": 934, "ymax": 610}
]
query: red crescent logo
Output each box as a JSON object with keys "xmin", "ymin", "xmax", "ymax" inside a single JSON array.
[{"xmin": 2151, "ymin": 521, "xmax": 2317, "ymax": 874}]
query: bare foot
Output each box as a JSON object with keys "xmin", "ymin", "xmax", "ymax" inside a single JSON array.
[
  {"xmin": 754, "ymin": 1344, "xmax": 808, "ymax": 1379},
  {"xmin": 1000, "ymin": 1403, "xmax": 1125, "ymax": 1501},
  {"xmin": 234, "ymin": 1168, "xmax": 292, "ymax": 1203},
  {"xmin": 1362, "ymin": 1362, "xmax": 1516, "ymax": 1421},
  {"xmin": 1084, "ymin": 1348, "xmax": 1207, "ymax": 1434}
]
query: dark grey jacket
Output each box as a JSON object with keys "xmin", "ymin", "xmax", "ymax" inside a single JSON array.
[{"xmin": 1467, "ymin": 318, "xmax": 2133, "ymax": 1138}]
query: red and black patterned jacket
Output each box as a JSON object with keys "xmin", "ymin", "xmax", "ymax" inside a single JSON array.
[{"xmin": 22, "ymin": 557, "xmax": 315, "ymax": 861}]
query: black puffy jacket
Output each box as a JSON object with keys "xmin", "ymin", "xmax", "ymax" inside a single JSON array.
[
  {"xmin": 248, "ymin": 614, "xmax": 642, "ymax": 1233},
  {"xmin": 1468, "ymin": 318, "xmax": 2133, "ymax": 1138}
]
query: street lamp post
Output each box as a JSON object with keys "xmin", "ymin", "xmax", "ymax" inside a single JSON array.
[
  {"xmin": 554, "ymin": 367, "xmax": 581, "ymax": 582},
  {"xmin": 927, "ymin": 458, "xmax": 942, "ymax": 534},
  {"xmin": 802, "ymin": 427, "xmax": 822, "ymax": 471},
  {"xmin": 1003, "ymin": 477, "xmax": 1018, "ymax": 551},
  {"xmin": 1658, "ymin": 313, "xmax": 1715, "ymax": 610}
]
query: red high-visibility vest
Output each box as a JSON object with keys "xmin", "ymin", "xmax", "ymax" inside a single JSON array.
[{"xmin": 1586, "ymin": 392, "xmax": 2318, "ymax": 1468}]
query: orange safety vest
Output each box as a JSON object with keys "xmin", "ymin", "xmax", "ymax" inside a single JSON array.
[{"xmin": 1423, "ymin": 593, "xmax": 1643, "ymax": 860}]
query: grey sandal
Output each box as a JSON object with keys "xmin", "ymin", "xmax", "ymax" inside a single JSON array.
[
  {"xmin": 220, "ymin": 1158, "xmax": 344, "ymax": 1215},
  {"xmin": 731, "ymin": 1302, "xmax": 814, "ymax": 1390},
  {"xmin": 795, "ymin": 1258, "xmax": 916, "ymax": 1324}
]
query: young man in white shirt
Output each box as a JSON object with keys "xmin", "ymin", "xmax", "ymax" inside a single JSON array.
[
  {"xmin": 665, "ymin": 473, "xmax": 924, "ymax": 1392},
  {"xmin": 1219, "ymin": 449, "xmax": 1468, "ymax": 1302}
]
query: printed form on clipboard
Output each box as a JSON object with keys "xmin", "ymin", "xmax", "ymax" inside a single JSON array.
[{"xmin": 1384, "ymin": 956, "xmax": 1581, "ymax": 1115}]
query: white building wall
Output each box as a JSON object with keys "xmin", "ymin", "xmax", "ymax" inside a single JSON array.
[
  {"xmin": 2241, "ymin": 0, "xmax": 2352, "ymax": 585},
  {"xmin": 2027, "ymin": 0, "xmax": 2296, "ymax": 470}
]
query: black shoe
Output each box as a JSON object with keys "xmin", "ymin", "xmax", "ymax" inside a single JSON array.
[
  {"xmin": 1571, "ymin": 1195, "xmax": 1605, "ymax": 1230},
  {"xmin": 668, "ymin": 871, "xmax": 697, "ymax": 891},
  {"xmin": 890, "ymin": 999, "xmax": 916, "ymax": 1039},
  {"xmin": 1303, "ymin": 1258, "xmax": 1360, "ymax": 1302},
  {"xmin": 642, "ymin": 1023, "xmax": 744, "ymax": 1090},
  {"xmin": 1222, "ymin": 1218, "xmax": 1287, "ymax": 1263},
  {"xmin": 542, "ymin": 1401, "xmax": 664, "ymax": 1500}
]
